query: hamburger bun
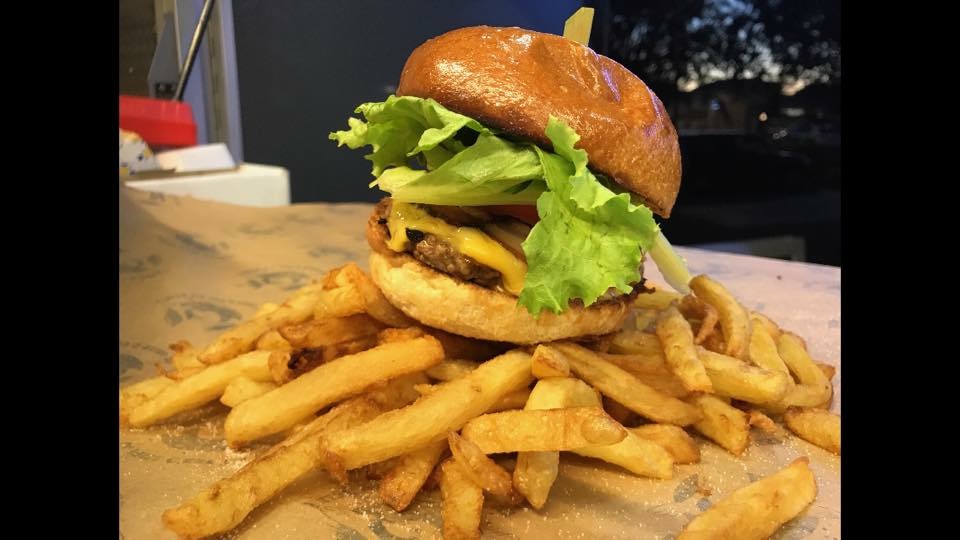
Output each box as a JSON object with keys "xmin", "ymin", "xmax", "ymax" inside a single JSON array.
[
  {"xmin": 368, "ymin": 249, "xmax": 634, "ymax": 344},
  {"xmin": 397, "ymin": 25, "xmax": 682, "ymax": 217}
]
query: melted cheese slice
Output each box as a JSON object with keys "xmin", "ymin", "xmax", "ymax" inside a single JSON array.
[{"xmin": 386, "ymin": 202, "xmax": 527, "ymax": 295}]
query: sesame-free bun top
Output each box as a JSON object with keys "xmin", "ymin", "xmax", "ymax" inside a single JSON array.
[{"xmin": 397, "ymin": 25, "xmax": 682, "ymax": 217}]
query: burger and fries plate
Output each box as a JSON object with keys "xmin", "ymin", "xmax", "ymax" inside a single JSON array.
[
  {"xmin": 120, "ymin": 22, "xmax": 839, "ymax": 540},
  {"xmin": 119, "ymin": 188, "xmax": 840, "ymax": 538}
]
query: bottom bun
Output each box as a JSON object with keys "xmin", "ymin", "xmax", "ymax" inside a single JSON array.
[{"xmin": 369, "ymin": 251, "xmax": 633, "ymax": 344}]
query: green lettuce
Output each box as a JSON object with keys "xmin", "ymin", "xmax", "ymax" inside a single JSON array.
[{"xmin": 331, "ymin": 96, "xmax": 664, "ymax": 316}]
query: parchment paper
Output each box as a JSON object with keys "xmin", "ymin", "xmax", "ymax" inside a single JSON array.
[{"xmin": 119, "ymin": 187, "xmax": 840, "ymax": 539}]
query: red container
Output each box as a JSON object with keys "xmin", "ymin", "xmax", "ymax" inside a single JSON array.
[{"xmin": 119, "ymin": 95, "xmax": 197, "ymax": 149}]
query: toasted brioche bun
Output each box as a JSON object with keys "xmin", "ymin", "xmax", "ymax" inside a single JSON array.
[
  {"xmin": 397, "ymin": 25, "xmax": 681, "ymax": 217},
  {"xmin": 368, "ymin": 250, "xmax": 633, "ymax": 344}
]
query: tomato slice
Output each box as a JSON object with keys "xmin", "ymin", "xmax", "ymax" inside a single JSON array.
[{"xmin": 487, "ymin": 205, "xmax": 540, "ymax": 225}]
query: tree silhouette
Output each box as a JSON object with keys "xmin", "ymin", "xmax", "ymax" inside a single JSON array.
[{"xmin": 590, "ymin": 0, "xmax": 841, "ymax": 103}]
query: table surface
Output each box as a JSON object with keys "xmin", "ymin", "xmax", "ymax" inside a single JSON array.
[{"xmin": 119, "ymin": 187, "xmax": 840, "ymax": 539}]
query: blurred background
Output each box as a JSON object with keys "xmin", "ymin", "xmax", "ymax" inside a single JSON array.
[{"xmin": 120, "ymin": 0, "xmax": 840, "ymax": 266}]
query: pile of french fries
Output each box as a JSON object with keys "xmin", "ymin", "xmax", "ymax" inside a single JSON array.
[{"xmin": 119, "ymin": 264, "xmax": 840, "ymax": 539}]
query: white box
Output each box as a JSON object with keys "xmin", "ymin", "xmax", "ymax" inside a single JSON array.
[{"xmin": 123, "ymin": 163, "xmax": 290, "ymax": 207}]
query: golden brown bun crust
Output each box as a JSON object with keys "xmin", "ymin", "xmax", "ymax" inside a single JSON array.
[
  {"xmin": 369, "ymin": 250, "xmax": 632, "ymax": 344},
  {"xmin": 397, "ymin": 26, "xmax": 681, "ymax": 217}
]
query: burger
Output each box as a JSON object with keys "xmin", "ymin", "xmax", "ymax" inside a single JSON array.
[{"xmin": 331, "ymin": 26, "xmax": 691, "ymax": 344}]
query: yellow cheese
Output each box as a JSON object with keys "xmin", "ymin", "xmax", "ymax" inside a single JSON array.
[{"xmin": 386, "ymin": 202, "xmax": 527, "ymax": 295}]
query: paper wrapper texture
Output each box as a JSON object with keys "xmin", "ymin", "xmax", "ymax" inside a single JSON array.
[{"xmin": 119, "ymin": 187, "xmax": 840, "ymax": 539}]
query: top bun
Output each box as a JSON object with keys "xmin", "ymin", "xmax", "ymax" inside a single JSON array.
[{"xmin": 397, "ymin": 25, "xmax": 682, "ymax": 217}]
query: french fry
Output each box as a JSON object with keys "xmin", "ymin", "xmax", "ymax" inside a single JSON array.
[
  {"xmin": 678, "ymin": 458, "xmax": 817, "ymax": 540},
  {"xmin": 632, "ymin": 287, "xmax": 683, "ymax": 310},
  {"xmin": 817, "ymin": 363, "xmax": 835, "ymax": 380},
  {"xmin": 597, "ymin": 353, "xmax": 691, "ymax": 398},
  {"xmin": 689, "ymin": 275, "xmax": 751, "ymax": 359},
  {"xmin": 254, "ymin": 302, "xmax": 279, "ymax": 318},
  {"xmin": 678, "ymin": 294, "xmax": 720, "ymax": 345},
  {"xmin": 426, "ymin": 358, "xmax": 479, "ymax": 382},
  {"xmin": 512, "ymin": 378, "xmax": 593, "ymax": 509},
  {"xmin": 225, "ymin": 336, "xmax": 444, "ymax": 446},
  {"xmin": 749, "ymin": 311, "xmax": 781, "ymax": 339},
  {"xmin": 321, "ymin": 350, "xmax": 533, "ymax": 477},
  {"xmin": 551, "ymin": 343, "xmax": 702, "ymax": 425},
  {"xmin": 784, "ymin": 407, "xmax": 840, "ymax": 454},
  {"xmin": 448, "ymin": 432, "xmax": 522, "ymax": 503},
  {"xmin": 461, "ymin": 407, "xmax": 626, "ymax": 453},
  {"xmin": 127, "ymin": 350, "xmax": 273, "ymax": 428},
  {"xmin": 609, "ymin": 329, "xmax": 663, "ymax": 355},
  {"xmin": 746, "ymin": 410, "xmax": 781, "ymax": 435},
  {"xmin": 378, "ymin": 439, "xmax": 448, "ymax": 512},
  {"xmin": 162, "ymin": 395, "xmax": 386, "ymax": 539},
  {"xmin": 440, "ymin": 458, "xmax": 484, "ymax": 540},
  {"xmin": 524, "ymin": 377, "xmax": 674, "ymax": 478},
  {"xmin": 689, "ymin": 394, "xmax": 750, "ymax": 456},
  {"xmin": 698, "ymin": 349, "xmax": 790, "ymax": 405},
  {"xmin": 315, "ymin": 263, "xmax": 417, "ymax": 327},
  {"xmin": 220, "ymin": 376, "xmax": 277, "ymax": 408},
  {"xmin": 119, "ymin": 376, "xmax": 176, "ymax": 424},
  {"xmin": 169, "ymin": 340, "xmax": 204, "ymax": 371},
  {"xmin": 514, "ymin": 451, "xmax": 558, "ymax": 510},
  {"xmin": 701, "ymin": 330, "xmax": 726, "ymax": 354},
  {"xmin": 486, "ymin": 388, "xmax": 532, "ymax": 413},
  {"xmin": 630, "ymin": 425, "xmax": 700, "ymax": 464},
  {"xmin": 746, "ymin": 315, "xmax": 792, "ymax": 381},
  {"xmin": 656, "ymin": 305, "xmax": 713, "ymax": 392},
  {"xmin": 280, "ymin": 314, "xmax": 385, "ymax": 349},
  {"xmin": 199, "ymin": 282, "xmax": 324, "ymax": 364},
  {"xmin": 255, "ymin": 330, "xmax": 292, "ymax": 352},
  {"xmin": 766, "ymin": 333, "xmax": 833, "ymax": 411},
  {"xmin": 531, "ymin": 344, "xmax": 571, "ymax": 378}
]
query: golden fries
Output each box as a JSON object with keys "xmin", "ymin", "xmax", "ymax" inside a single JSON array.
[
  {"xmin": 127, "ymin": 350, "xmax": 273, "ymax": 428},
  {"xmin": 609, "ymin": 329, "xmax": 662, "ymax": 355},
  {"xmin": 378, "ymin": 439, "xmax": 447, "ymax": 512},
  {"xmin": 225, "ymin": 336, "xmax": 443, "ymax": 446},
  {"xmin": 119, "ymin": 375, "xmax": 175, "ymax": 424},
  {"xmin": 530, "ymin": 344, "xmax": 571, "ymax": 378},
  {"xmin": 690, "ymin": 394, "xmax": 750, "ymax": 455},
  {"xmin": 321, "ymin": 350, "xmax": 533, "ymax": 476},
  {"xmin": 656, "ymin": 305, "xmax": 713, "ymax": 392},
  {"xmin": 119, "ymin": 261, "xmax": 837, "ymax": 540},
  {"xmin": 632, "ymin": 287, "xmax": 683, "ymax": 310},
  {"xmin": 315, "ymin": 263, "xmax": 416, "ymax": 327},
  {"xmin": 461, "ymin": 407, "xmax": 626, "ymax": 453},
  {"xmin": 698, "ymin": 349, "xmax": 790, "ymax": 405},
  {"xmin": 220, "ymin": 376, "xmax": 277, "ymax": 408},
  {"xmin": 426, "ymin": 358, "xmax": 480, "ymax": 382},
  {"xmin": 689, "ymin": 275, "xmax": 752, "ymax": 359},
  {"xmin": 162, "ymin": 395, "xmax": 386, "ymax": 539},
  {"xmin": 448, "ymin": 432, "xmax": 522, "ymax": 503},
  {"xmin": 439, "ymin": 458, "xmax": 484, "ymax": 540},
  {"xmin": 784, "ymin": 407, "xmax": 840, "ymax": 454},
  {"xmin": 630, "ymin": 425, "xmax": 700, "ymax": 464},
  {"xmin": 552, "ymin": 343, "xmax": 702, "ymax": 425},
  {"xmin": 678, "ymin": 294, "xmax": 719, "ymax": 345},
  {"xmin": 746, "ymin": 316, "xmax": 792, "ymax": 379},
  {"xmin": 678, "ymin": 458, "xmax": 817, "ymax": 540},
  {"xmin": 199, "ymin": 282, "xmax": 323, "ymax": 364},
  {"xmin": 513, "ymin": 451, "xmax": 558, "ymax": 510}
]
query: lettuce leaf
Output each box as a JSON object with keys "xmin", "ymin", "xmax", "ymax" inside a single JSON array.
[
  {"xmin": 518, "ymin": 118, "xmax": 659, "ymax": 314},
  {"xmin": 332, "ymin": 96, "xmax": 668, "ymax": 316}
]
